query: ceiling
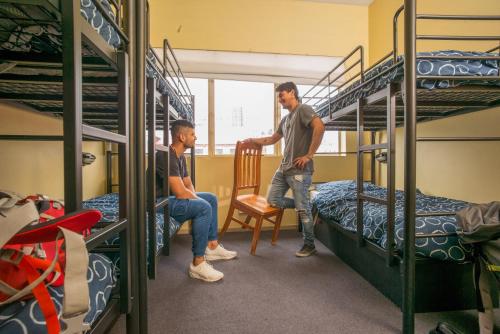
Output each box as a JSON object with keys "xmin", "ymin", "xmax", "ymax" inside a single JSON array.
[
  {"xmin": 155, "ymin": 49, "xmax": 347, "ymax": 85},
  {"xmin": 300, "ymin": 0, "xmax": 374, "ymax": 6}
]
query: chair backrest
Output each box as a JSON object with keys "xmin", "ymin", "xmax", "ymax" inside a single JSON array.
[{"xmin": 232, "ymin": 141, "xmax": 263, "ymax": 197}]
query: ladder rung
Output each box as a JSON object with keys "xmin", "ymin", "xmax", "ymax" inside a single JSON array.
[
  {"xmin": 416, "ymin": 232, "xmax": 457, "ymax": 238},
  {"xmin": 416, "ymin": 211, "xmax": 456, "ymax": 217},
  {"xmin": 359, "ymin": 193, "xmax": 387, "ymax": 205},
  {"xmin": 359, "ymin": 143, "xmax": 387, "ymax": 152}
]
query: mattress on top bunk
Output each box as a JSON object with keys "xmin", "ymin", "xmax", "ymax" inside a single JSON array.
[
  {"xmin": 83, "ymin": 193, "xmax": 182, "ymax": 253},
  {"xmin": 316, "ymin": 50, "xmax": 500, "ymax": 118},
  {"xmin": 0, "ymin": 253, "xmax": 116, "ymax": 334},
  {"xmin": 0, "ymin": 0, "xmax": 121, "ymax": 53},
  {"xmin": 312, "ymin": 180, "xmax": 472, "ymax": 262}
]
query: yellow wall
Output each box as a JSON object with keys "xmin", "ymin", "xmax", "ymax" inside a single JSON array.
[
  {"xmin": 369, "ymin": 0, "xmax": 500, "ymax": 203},
  {"xmin": 150, "ymin": 0, "xmax": 369, "ymax": 58},
  {"xmin": 0, "ymin": 102, "xmax": 107, "ymax": 201},
  {"xmin": 148, "ymin": 0, "xmax": 368, "ymax": 231}
]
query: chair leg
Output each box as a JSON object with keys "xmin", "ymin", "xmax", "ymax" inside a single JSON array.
[
  {"xmin": 250, "ymin": 216, "xmax": 263, "ymax": 255},
  {"xmin": 220, "ymin": 204, "xmax": 235, "ymax": 237},
  {"xmin": 242, "ymin": 215, "xmax": 252, "ymax": 229},
  {"xmin": 271, "ymin": 209, "xmax": 284, "ymax": 245}
]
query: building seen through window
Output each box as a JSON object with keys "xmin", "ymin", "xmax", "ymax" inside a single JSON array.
[{"xmin": 215, "ymin": 80, "xmax": 275, "ymax": 155}]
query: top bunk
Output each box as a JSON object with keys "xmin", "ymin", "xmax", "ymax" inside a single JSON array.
[
  {"xmin": 0, "ymin": 0, "xmax": 193, "ymax": 131},
  {"xmin": 303, "ymin": 7, "xmax": 500, "ymax": 131}
]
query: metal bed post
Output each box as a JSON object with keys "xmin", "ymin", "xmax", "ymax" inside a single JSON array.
[
  {"xmin": 135, "ymin": 0, "xmax": 148, "ymax": 332},
  {"xmin": 117, "ymin": 50, "xmax": 132, "ymax": 315},
  {"xmin": 370, "ymin": 131, "xmax": 375, "ymax": 183},
  {"xmin": 162, "ymin": 94, "xmax": 171, "ymax": 256},
  {"xmin": 190, "ymin": 95, "xmax": 196, "ymax": 187},
  {"xmin": 61, "ymin": 0, "xmax": 83, "ymax": 213},
  {"xmin": 124, "ymin": 0, "xmax": 140, "ymax": 331},
  {"xmin": 147, "ymin": 77, "xmax": 158, "ymax": 279},
  {"xmin": 386, "ymin": 84, "xmax": 396, "ymax": 267},
  {"xmin": 356, "ymin": 98, "xmax": 365, "ymax": 247},
  {"xmin": 106, "ymin": 148, "xmax": 113, "ymax": 194},
  {"xmin": 403, "ymin": 0, "xmax": 417, "ymax": 333}
]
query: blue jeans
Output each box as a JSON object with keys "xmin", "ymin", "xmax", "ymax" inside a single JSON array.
[
  {"xmin": 168, "ymin": 192, "xmax": 218, "ymax": 257},
  {"xmin": 267, "ymin": 171, "xmax": 315, "ymax": 247}
]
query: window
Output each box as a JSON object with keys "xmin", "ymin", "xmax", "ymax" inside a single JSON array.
[
  {"xmin": 214, "ymin": 80, "xmax": 275, "ymax": 155},
  {"xmin": 186, "ymin": 78, "xmax": 209, "ymax": 155},
  {"xmin": 278, "ymin": 84, "xmax": 342, "ymax": 154}
]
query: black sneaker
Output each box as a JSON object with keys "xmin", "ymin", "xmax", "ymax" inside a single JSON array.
[{"xmin": 295, "ymin": 244, "xmax": 317, "ymax": 257}]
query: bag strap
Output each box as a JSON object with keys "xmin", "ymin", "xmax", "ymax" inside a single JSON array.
[
  {"xmin": 0, "ymin": 231, "xmax": 62, "ymax": 304},
  {"xmin": 60, "ymin": 227, "xmax": 89, "ymax": 318},
  {"xmin": 477, "ymin": 256, "xmax": 494, "ymax": 334},
  {"xmin": 0, "ymin": 201, "xmax": 39, "ymax": 248}
]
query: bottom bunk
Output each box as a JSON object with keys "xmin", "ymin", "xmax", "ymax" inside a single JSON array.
[
  {"xmin": 312, "ymin": 180, "xmax": 498, "ymax": 312},
  {"xmin": 0, "ymin": 253, "xmax": 117, "ymax": 333},
  {"xmin": 83, "ymin": 193, "xmax": 182, "ymax": 254}
]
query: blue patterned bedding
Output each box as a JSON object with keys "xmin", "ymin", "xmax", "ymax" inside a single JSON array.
[
  {"xmin": 0, "ymin": 253, "xmax": 116, "ymax": 333},
  {"xmin": 0, "ymin": 0, "xmax": 121, "ymax": 53},
  {"xmin": 312, "ymin": 180, "xmax": 473, "ymax": 262},
  {"xmin": 317, "ymin": 50, "xmax": 500, "ymax": 118},
  {"xmin": 83, "ymin": 193, "xmax": 182, "ymax": 253}
]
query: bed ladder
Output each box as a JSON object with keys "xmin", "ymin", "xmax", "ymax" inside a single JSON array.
[{"xmin": 356, "ymin": 83, "xmax": 397, "ymax": 267}]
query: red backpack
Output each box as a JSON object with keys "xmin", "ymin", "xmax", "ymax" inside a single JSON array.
[{"xmin": 0, "ymin": 191, "xmax": 102, "ymax": 334}]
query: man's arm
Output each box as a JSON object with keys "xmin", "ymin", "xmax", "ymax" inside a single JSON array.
[
  {"xmin": 183, "ymin": 176, "xmax": 195, "ymax": 193},
  {"xmin": 169, "ymin": 176, "xmax": 197, "ymax": 199},
  {"xmin": 293, "ymin": 117, "xmax": 325, "ymax": 169},
  {"xmin": 247, "ymin": 132, "xmax": 282, "ymax": 146}
]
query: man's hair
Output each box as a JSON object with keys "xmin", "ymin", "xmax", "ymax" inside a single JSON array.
[
  {"xmin": 276, "ymin": 82, "xmax": 299, "ymax": 101},
  {"xmin": 171, "ymin": 119, "xmax": 194, "ymax": 139}
]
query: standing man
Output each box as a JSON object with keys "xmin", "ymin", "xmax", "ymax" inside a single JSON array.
[
  {"xmin": 157, "ymin": 119, "xmax": 237, "ymax": 282},
  {"xmin": 246, "ymin": 82, "xmax": 325, "ymax": 257}
]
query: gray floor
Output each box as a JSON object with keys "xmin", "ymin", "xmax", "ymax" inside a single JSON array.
[{"xmin": 109, "ymin": 230, "xmax": 499, "ymax": 334}]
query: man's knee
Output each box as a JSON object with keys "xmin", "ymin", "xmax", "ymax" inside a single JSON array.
[
  {"xmin": 194, "ymin": 199, "xmax": 212, "ymax": 217},
  {"xmin": 198, "ymin": 192, "xmax": 217, "ymax": 205},
  {"xmin": 267, "ymin": 195, "xmax": 280, "ymax": 208},
  {"xmin": 297, "ymin": 209, "xmax": 311, "ymax": 223}
]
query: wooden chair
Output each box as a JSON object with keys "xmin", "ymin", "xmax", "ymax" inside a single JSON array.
[{"xmin": 220, "ymin": 141, "xmax": 284, "ymax": 255}]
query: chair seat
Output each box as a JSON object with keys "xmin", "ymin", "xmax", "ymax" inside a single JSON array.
[{"xmin": 235, "ymin": 194, "xmax": 281, "ymax": 216}]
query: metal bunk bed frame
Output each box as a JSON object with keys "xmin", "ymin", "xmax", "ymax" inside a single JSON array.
[
  {"xmin": 0, "ymin": 0, "xmax": 143, "ymax": 333},
  {"xmin": 304, "ymin": 1, "xmax": 500, "ymax": 333},
  {"xmin": 146, "ymin": 38, "xmax": 195, "ymax": 279}
]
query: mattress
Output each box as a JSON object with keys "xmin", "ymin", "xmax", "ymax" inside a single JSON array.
[
  {"xmin": 83, "ymin": 193, "xmax": 182, "ymax": 253},
  {"xmin": 0, "ymin": 253, "xmax": 116, "ymax": 333},
  {"xmin": 0, "ymin": 0, "xmax": 121, "ymax": 53},
  {"xmin": 317, "ymin": 50, "xmax": 500, "ymax": 118},
  {"xmin": 312, "ymin": 180, "xmax": 472, "ymax": 262}
]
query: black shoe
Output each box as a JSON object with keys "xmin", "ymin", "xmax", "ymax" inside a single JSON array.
[{"xmin": 295, "ymin": 244, "xmax": 317, "ymax": 257}]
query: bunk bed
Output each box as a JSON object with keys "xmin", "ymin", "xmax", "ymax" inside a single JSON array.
[
  {"xmin": 0, "ymin": 0, "xmax": 139, "ymax": 333},
  {"xmin": 88, "ymin": 39, "xmax": 196, "ymax": 279},
  {"xmin": 302, "ymin": 2, "xmax": 500, "ymax": 332}
]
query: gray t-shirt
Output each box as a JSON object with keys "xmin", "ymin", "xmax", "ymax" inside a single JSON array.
[{"xmin": 277, "ymin": 103, "xmax": 318, "ymax": 175}]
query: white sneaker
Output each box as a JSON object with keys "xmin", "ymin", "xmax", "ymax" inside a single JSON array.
[
  {"xmin": 189, "ymin": 261, "xmax": 224, "ymax": 282},
  {"xmin": 205, "ymin": 244, "xmax": 238, "ymax": 261}
]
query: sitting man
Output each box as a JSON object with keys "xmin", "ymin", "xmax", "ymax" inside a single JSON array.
[{"xmin": 156, "ymin": 119, "xmax": 237, "ymax": 282}]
